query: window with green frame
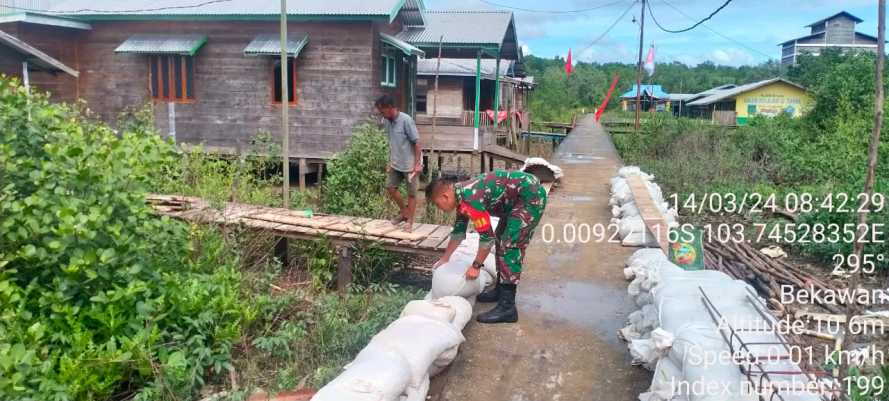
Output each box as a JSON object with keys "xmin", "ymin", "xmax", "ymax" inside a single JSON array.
[{"xmin": 381, "ymin": 54, "xmax": 396, "ymax": 87}]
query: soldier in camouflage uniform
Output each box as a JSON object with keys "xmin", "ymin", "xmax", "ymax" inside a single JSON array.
[{"xmin": 425, "ymin": 169, "xmax": 548, "ymax": 323}]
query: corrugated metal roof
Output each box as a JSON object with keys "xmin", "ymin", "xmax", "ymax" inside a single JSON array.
[
  {"xmin": 381, "ymin": 32, "xmax": 425, "ymax": 57},
  {"xmin": 620, "ymin": 84, "xmax": 669, "ymax": 99},
  {"xmin": 244, "ymin": 33, "xmax": 308, "ymax": 57},
  {"xmin": 115, "ymin": 34, "xmax": 207, "ymax": 56},
  {"xmin": 48, "ymin": 0, "xmax": 405, "ymax": 19},
  {"xmin": 396, "ymin": 10, "xmax": 513, "ymax": 46},
  {"xmin": 686, "ymin": 78, "xmax": 806, "ymax": 106},
  {"xmin": 778, "ymin": 31, "xmax": 824, "ymax": 46},
  {"xmin": 667, "ymin": 93, "xmax": 695, "ymax": 101},
  {"xmin": 401, "ymin": 0, "xmax": 425, "ymax": 27},
  {"xmin": 0, "ymin": 29, "xmax": 79, "ymax": 77},
  {"xmin": 805, "ymin": 11, "xmax": 863, "ymax": 27},
  {"xmin": 417, "ymin": 58, "xmax": 512, "ymax": 78},
  {"xmin": 0, "ymin": 12, "xmax": 92, "ymax": 30}
]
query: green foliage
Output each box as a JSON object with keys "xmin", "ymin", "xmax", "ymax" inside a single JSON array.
[
  {"xmin": 0, "ymin": 76, "xmax": 248, "ymax": 400},
  {"xmin": 155, "ymin": 132, "xmax": 282, "ymax": 207},
  {"xmin": 294, "ymin": 238, "xmax": 403, "ymax": 291},
  {"xmin": 610, "ymin": 49, "xmax": 889, "ymax": 269},
  {"xmin": 524, "ymin": 55, "xmax": 784, "ymax": 122},
  {"xmin": 233, "ymin": 274, "xmax": 420, "ymax": 393},
  {"xmin": 321, "ymin": 123, "xmax": 394, "ymax": 218}
]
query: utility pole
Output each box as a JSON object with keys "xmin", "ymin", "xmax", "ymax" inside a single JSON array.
[
  {"xmin": 279, "ymin": 0, "xmax": 290, "ymax": 207},
  {"xmin": 432, "ymin": 35, "xmax": 443, "ymax": 176},
  {"xmin": 843, "ymin": 0, "xmax": 885, "ymax": 378},
  {"xmin": 275, "ymin": 0, "xmax": 290, "ymax": 267},
  {"xmin": 634, "ymin": 0, "xmax": 646, "ymax": 131}
]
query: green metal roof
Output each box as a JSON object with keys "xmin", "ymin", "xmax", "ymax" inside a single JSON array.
[
  {"xmin": 244, "ymin": 33, "xmax": 308, "ymax": 57},
  {"xmin": 115, "ymin": 34, "xmax": 208, "ymax": 56},
  {"xmin": 381, "ymin": 32, "xmax": 424, "ymax": 58}
]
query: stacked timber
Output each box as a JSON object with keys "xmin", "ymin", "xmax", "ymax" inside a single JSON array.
[{"xmin": 703, "ymin": 240, "xmax": 842, "ymax": 314}]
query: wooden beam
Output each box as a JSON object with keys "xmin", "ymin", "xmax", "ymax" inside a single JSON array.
[
  {"xmin": 337, "ymin": 246, "xmax": 353, "ymax": 292},
  {"xmin": 298, "ymin": 157, "xmax": 307, "ymax": 191}
]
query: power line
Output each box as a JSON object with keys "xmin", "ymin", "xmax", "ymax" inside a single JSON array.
[
  {"xmin": 646, "ymin": 0, "xmax": 732, "ymax": 33},
  {"xmin": 656, "ymin": 0, "xmax": 773, "ymax": 60},
  {"xmin": 478, "ymin": 0, "xmax": 631, "ymax": 14},
  {"xmin": 576, "ymin": 0, "xmax": 638, "ymax": 55},
  {"xmin": 0, "ymin": 0, "xmax": 233, "ymax": 14}
]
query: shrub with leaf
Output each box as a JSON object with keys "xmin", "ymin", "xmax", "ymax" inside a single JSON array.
[
  {"xmin": 321, "ymin": 123, "xmax": 393, "ymax": 218},
  {"xmin": 0, "ymin": 76, "xmax": 247, "ymax": 400}
]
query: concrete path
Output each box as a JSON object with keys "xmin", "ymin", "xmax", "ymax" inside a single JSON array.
[{"xmin": 434, "ymin": 115, "xmax": 651, "ymax": 401}]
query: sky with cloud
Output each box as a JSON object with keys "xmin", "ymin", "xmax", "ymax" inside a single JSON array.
[{"xmin": 424, "ymin": 0, "xmax": 882, "ymax": 66}]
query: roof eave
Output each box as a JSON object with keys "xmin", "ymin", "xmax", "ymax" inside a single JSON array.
[
  {"xmin": 0, "ymin": 30, "xmax": 79, "ymax": 77},
  {"xmin": 0, "ymin": 12, "xmax": 92, "ymax": 30},
  {"xmin": 51, "ymin": 13, "xmax": 391, "ymax": 22}
]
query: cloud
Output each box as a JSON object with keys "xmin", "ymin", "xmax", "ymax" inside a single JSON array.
[{"xmin": 709, "ymin": 48, "xmax": 755, "ymax": 66}]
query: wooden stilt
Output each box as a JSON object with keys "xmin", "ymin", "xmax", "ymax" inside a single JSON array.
[
  {"xmin": 337, "ymin": 246, "xmax": 353, "ymax": 292},
  {"xmin": 317, "ymin": 162, "xmax": 324, "ymax": 182},
  {"xmin": 274, "ymin": 237, "xmax": 288, "ymax": 267},
  {"xmin": 298, "ymin": 158, "xmax": 307, "ymax": 191}
]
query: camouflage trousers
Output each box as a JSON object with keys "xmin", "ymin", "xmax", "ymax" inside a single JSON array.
[{"xmin": 494, "ymin": 183, "xmax": 548, "ymax": 284}]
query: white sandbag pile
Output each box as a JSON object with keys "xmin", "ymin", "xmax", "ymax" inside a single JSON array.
[
  {"xmin": 609, "ymin": 166, "xmax": 679, "ymax": 247},
  {"xmin": 619, "ymin": 248, "xmax": 824, "ymax": 401},
  {"xmin": 313, "ymin": 221, "xmax": 499, "ymax": 401},
  {"xmin": 521, "ymin": 157, "xmax": 564, "ymax": 182}
]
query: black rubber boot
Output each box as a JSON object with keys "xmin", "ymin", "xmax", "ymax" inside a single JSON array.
[
  {"xmin": 476, "ymin": 284, "xmax": 518, "ymax": 324},
  {"xmin": 476, "ymin": 275, "xmax": 501, "ymax": 303}
]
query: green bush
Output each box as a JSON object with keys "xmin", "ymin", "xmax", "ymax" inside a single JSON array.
[
  {"xmin": 233, "ymin": 279, "xmax": 420, "ymax": 394},
  {"xmin": 155, "ymin": 131, "xmax": 282, "ymax": 207},
  {"xmin": 0, "ymin": 76, "xmax": 247, "ymax": 400},
  {"xmin": 321, "ymin": 123, "xmax": 393, "ymax": 218}
]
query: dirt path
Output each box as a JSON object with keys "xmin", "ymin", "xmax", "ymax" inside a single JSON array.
[{"xmin": 432, "ymin": 115, "xmax": 651, "ymax": 401}]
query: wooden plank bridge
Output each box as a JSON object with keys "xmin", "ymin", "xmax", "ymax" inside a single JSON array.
[{"xmin": 147, "ymin": 194, "xmax": 455, "ymax": 257}]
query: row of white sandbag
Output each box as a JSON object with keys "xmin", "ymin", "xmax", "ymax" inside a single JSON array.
[
  {"xmin": 609, "ymin": 166, "xmax": 679, "ymax": 247},
  {"xmin": 313, "ymin": 222, "xmax": 500, "ymax": 401},
  {"xmin": 619, "ymin": 249, "xmax": 822, "ymax": 401}
]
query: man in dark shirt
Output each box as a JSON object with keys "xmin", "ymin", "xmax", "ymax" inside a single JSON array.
[
  {"xmin": 375, "ymin": 95, "xmax": 422, "ymax": 232},
  {"xmin": 425, "ymin": 170, "xmax": 548, "ymax": 323}
]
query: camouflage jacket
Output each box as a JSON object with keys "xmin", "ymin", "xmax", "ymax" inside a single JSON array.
[{"xmin": 450, "ymin": 170, "xmax": 540, "ymax": 249}]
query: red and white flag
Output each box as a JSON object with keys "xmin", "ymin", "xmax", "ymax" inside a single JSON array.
[
  {"xmin": 643, "ymin": 44, "xmax": 655, "ymax": 77},
  {"xmin": 565, "ymin": 48, "xmax": 573, "ymax": 76}
]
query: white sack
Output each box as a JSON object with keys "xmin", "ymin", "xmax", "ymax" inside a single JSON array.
[
  {"xmin": 312, "ymin": 345, "xmax": 412, "ymax": 401},
  {"xmin": 400, "ymin": 375, "xmax": 430, "ymax": 401},
  {"xmin": 521, "ymin": 157, "xmax": 564, "ymax": 180},
  {"xmin": 629, "ymin": 338, "xmax": 658, "ymax": 369},
  {"xmin": 638, "ymin": 358, "xmax": 683, "ymax": 401},
  {"xmin": 400, "ymin": 299, "xmax": 456, "ymax": 325},
  {"xmin": 367, "ymin": 315, "xmax": 464, "ymax": 387},
  {"xmin": 430, "ymin": 259, "xmax": 491, "ymax": 299},
  {"xmin": 435, "ymin": 296, "xmax": 473, "ymax": 331}
]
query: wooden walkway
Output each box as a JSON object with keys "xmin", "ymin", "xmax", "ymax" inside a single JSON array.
[
  {"xmin": 147, "ymin": 194, "xmax": 454, "ymax": 257},
  {"xmin": 627, "ymin": 175, "xmax": 670, "ymax": 254}
]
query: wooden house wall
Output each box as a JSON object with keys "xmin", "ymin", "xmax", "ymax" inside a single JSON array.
[
  {"xmin": 825, "ymin": 16, "xmax": 856, "ymax": 44},
  {"xmin": 0, "ymin": 22, "xmax": 81, "ymax": 102},
  {"xmin": 3, "ymin": 18, "xmax": 418, "ymax": 160},
  {"xmin": 72, "ymin": 20, "xmax": 383, "ymax": 159}
]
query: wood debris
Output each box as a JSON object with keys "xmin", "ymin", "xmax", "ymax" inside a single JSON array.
[{"xmin": 703, "ymin": 240, "xmax": 843, "ymax": 314}]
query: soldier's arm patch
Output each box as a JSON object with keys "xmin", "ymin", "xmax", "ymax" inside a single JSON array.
[{"xmin": 458, "ymin": 201, "xmax": 492, "ymax": 232}]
